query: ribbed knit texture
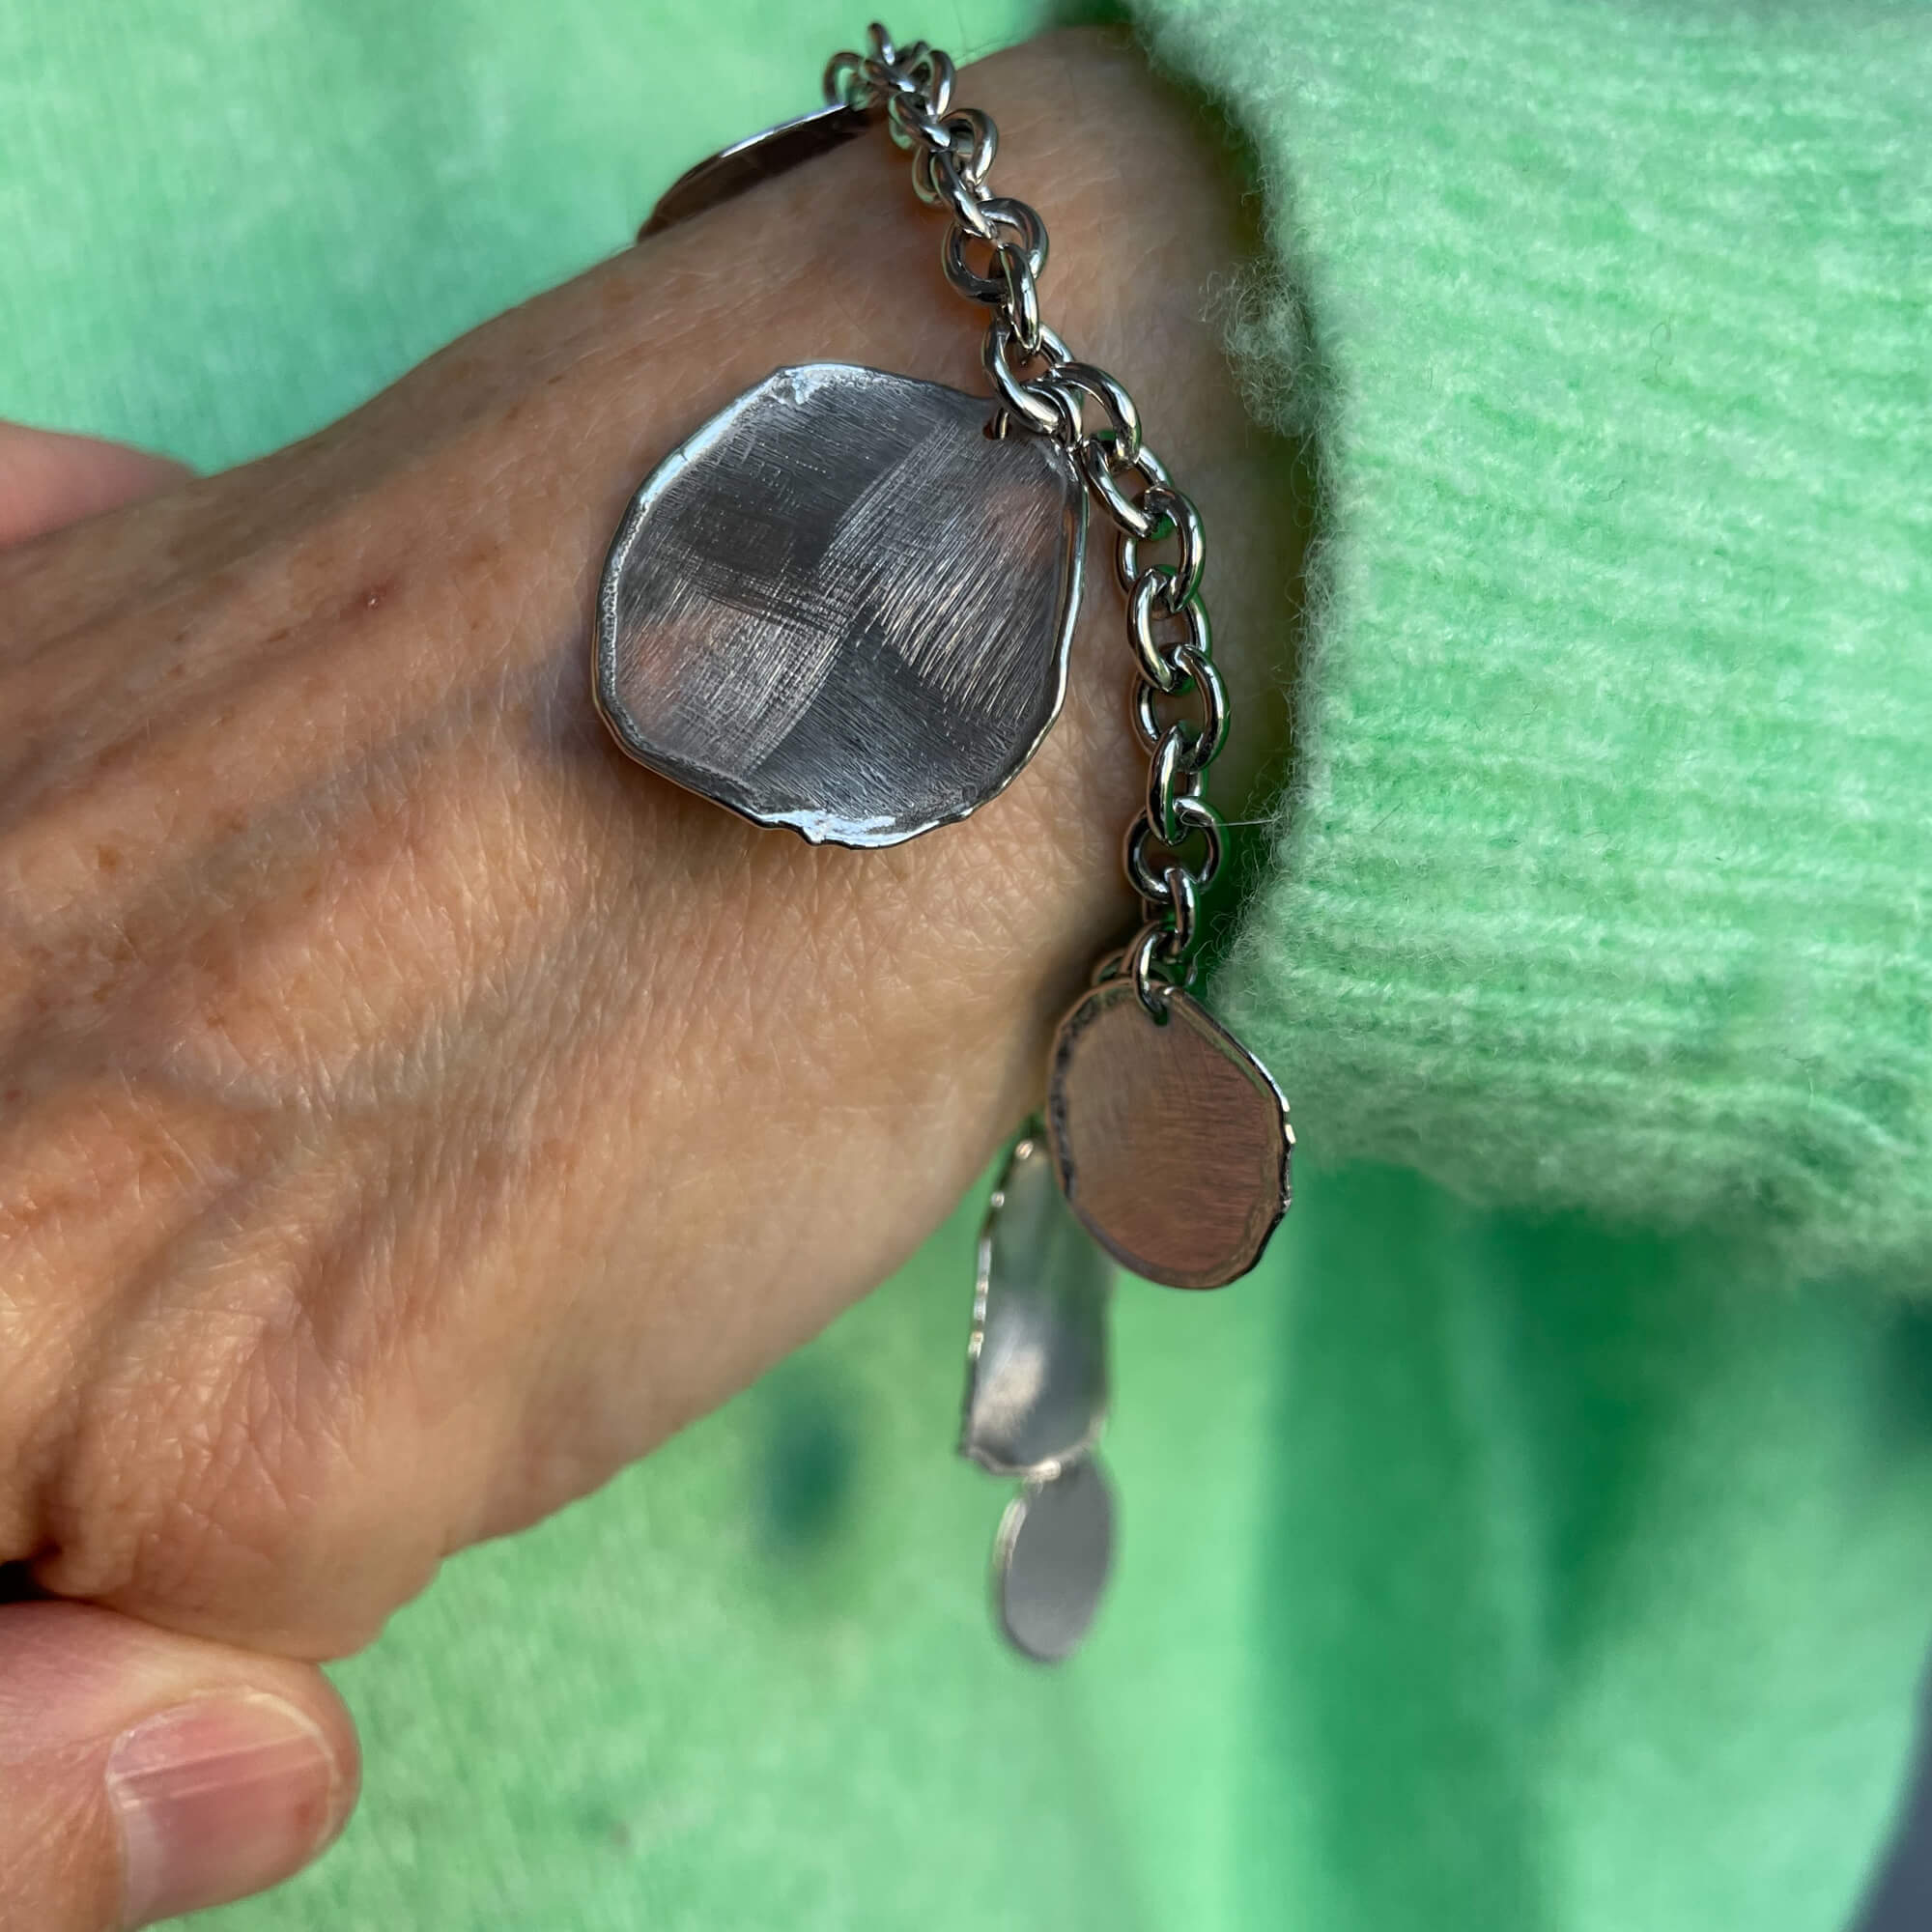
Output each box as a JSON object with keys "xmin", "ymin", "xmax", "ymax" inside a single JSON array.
[{"xmin": 1132, "ymin": 0, "xmax": 1932, "ymax": 1277}]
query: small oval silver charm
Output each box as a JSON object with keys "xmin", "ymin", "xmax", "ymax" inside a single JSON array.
[
  {"xmin": 1047, "ymin": 980, "xmax": 1293, "ymax": 1290},
  {"xmin": 994, "ymin": 1458, "xmax": 1115, "ymax": 1664},
  {"xmin": 962, "ymin": 1133, "xmax": 1113, "ymax": 1477},
  {"xmin": 595, "ymin": 363, "xmax": 1086, "ymax": 847}
]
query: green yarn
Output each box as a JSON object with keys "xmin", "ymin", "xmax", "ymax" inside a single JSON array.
[{"xmin": 1133, "ymin": 0, "xmax": 1932, "ymax": 1277}]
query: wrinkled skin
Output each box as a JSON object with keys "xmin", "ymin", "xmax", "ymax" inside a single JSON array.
[{"xmin": 0, "ymin": 31, "xmax": 1294, "ymax": 1928}]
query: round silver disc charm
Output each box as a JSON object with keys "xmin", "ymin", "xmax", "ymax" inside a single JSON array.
[
  {"xmin": 1046, "ymin": 980, "xmax": 1292, "ymax": 1290},
  {"xmin": 994, "ymin": 1458, "xmax": 1115, "ymax": 1664},
  {"xmin": 594, "ymin": 363, "xmax": 1086, "ymax": 847}
]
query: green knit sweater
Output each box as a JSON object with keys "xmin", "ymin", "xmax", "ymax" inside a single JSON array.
[
  {"xmin": 4, "ymin": 3, "xmax": 1929, "ymax": 1930},
  {"xmin": 1149, "ymin": 0, "xmax": 1932, "ymax": 1283}
]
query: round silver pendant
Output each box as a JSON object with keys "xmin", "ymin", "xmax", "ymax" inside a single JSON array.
[
  {"xmin": 1046, "ymin": 980, "xmax": 1293, "ymax": 1290},
  {"xmin": 594, "ymin": 363, "xmax": 1086, "ymax": 847},
  {"xmin": 994, "ymin": 1458, "xmax": 1115, "ymax": 1664}
]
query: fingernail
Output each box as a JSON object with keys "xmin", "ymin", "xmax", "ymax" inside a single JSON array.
[{"xmin": 107, "ymin": 1691, "xmax": 344, "ymax": 1928}]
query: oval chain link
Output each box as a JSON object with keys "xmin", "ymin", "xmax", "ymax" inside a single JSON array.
[{"xmin": 833, "ymin": 23, "xmax": 1229, "ymax": 1017}]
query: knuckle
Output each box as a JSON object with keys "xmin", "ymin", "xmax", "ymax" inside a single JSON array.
[{"xmin": 9, "ymin": 1120, "xmax": 384, "ymax": 1644}]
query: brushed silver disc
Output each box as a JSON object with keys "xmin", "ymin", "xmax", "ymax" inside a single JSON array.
[
  {"xmin": 1047, "ymin": 981, "xmax": 1293, "ymax": 1290},
  {"xmin": 594, "ymin": 363, "xmax": 1086, "ymax": 847},
  {"xmin": 639, "ymin": 103, "xmax": 868, "ymax": 239},
  {"xmin": 962, "ymin": 1133, "xmax": 1113, "ymax": 1478},
  {"xmin": 994, "ymin": 1458, "xmax": 1114, "ymax": 1664}
]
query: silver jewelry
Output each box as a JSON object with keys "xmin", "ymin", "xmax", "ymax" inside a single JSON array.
[{"xmin": 616, "ymin": 24, "xmax": 1292, "ymax": 1661}]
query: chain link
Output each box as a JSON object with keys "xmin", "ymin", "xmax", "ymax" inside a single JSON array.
[{"xmin": 831, "ymin": 23, "xmax": 1228, "ymax": 1018}]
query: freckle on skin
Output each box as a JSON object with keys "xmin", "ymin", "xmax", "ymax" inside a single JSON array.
[{"xmin": 96, "ymin": 846, "xmax": 121, "ymax": 872}]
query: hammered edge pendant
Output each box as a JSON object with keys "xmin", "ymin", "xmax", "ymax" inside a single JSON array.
[
  {"xmin": 595, "ymin": 363, "xmax": 1086, "ymax": 847},
  {"xmin": 1047, "ymin": 980, "xmax": 1293, "ymax": 1291}
]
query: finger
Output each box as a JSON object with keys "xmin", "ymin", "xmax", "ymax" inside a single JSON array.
[
  {"xmin": 0, "ymin": 423, "xmax": 189, "ymax": 547},
  {"xmin": 0, "ymin": 1601, "xmax": 357, "ymax": 1931}
]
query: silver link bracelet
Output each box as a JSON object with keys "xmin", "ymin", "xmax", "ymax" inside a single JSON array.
[
  {"xmin": 832, "ymin": 22, "xmax": 1229, "ymax": 1016},
  {"xmin": 610, "ymin": 23, "xmax": 1293, "ymax": 1662}
]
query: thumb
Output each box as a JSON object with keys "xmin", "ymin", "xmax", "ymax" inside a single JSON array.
[
  {"xmin": 0, "ymin": 1602, "xmax": 357, "ymax": 1930},
  {"xmin": 0, "ymin": 422, "xmax": 189, "ymax": 547}
]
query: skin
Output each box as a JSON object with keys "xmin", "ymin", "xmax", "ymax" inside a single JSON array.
[{"xmin": 0, "ymin": 30, "xmax": 1300, "ymax": 1926}]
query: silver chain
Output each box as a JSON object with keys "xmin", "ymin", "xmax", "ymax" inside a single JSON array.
[{"xmin": 828, "ymin": 24, "xmax": 1231, "ymax": 1019}]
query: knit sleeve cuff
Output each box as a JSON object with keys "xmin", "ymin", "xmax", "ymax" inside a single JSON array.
[{"xmin": 1126, "ymin": 0, "xmax": 1932, "ymax": 1278}]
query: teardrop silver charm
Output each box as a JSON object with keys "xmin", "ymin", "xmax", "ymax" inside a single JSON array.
[
  {"xmin": 1047, "ymin": 980, "xmax": 1293, "ymax": 1290},
  {"xmin": 994, "ymin": 1459, "xmax": 1116, "ymax": 1664},
  {"xmin": 595, "ymin": 363, "xmax": 1086, "ymax": 847},
  {"xmin": 963, "ymin": 1133, "xmax": 1113, "ymax": 1477}
]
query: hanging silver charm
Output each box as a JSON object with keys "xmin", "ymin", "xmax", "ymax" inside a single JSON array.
[
  {"xmin": 639, "ymin": 102, "xmax": 869, "ymax": 239},
  {"xmin": 596, "ymin": 364, "xmax": 1084, "ymax": 846},
  {"xmin": 962, "ymin": 1132, "xmax": 1112, "ymax": 1474},
  {"xmin": 995, "ymin": 1460, "xmax": 1115, "ymax": 1664},
  {"xmin": 964, "ymin": 1133, "xmax": 1117, "ymax": 1663},
  {"xmin": 619, "ymin": 24, "xmax": 1297, "ymax": 1658},
  {"xmin": 1048, "ymin": 980, "xmax": 1292, "ymax": 1290}
]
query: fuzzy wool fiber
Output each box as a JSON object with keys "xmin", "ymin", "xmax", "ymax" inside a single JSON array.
[{"xmin": 1132, "ymin": 0, "xmax": 1932, "ymax": 1278}]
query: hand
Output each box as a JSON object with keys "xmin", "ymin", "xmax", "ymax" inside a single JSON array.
[{"xmin": 0, "ymin": 31, "xmax": 1295, "ymax": 1925}]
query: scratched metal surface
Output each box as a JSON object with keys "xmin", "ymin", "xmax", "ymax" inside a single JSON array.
[
  {"xmin": 1047, "ymin": 982, "xmax": 1293, "ymax": 1291},
  {"xmin": 595, "ymin": 362, "xmax": 1086, "ymax": 846}
]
